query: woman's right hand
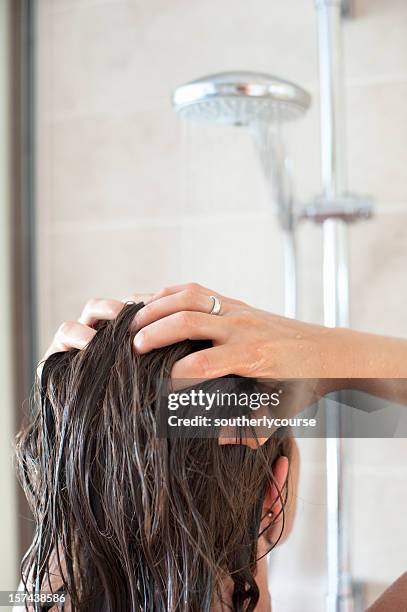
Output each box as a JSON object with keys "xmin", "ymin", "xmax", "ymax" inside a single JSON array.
[{"xmin": 37, "ymin": 295, "xmax": 152, "ymax": 377}]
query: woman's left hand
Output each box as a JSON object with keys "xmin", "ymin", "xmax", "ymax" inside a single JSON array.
[{"xmin": 39, "ymin": 282, "xmax": 340, "ymax": 395}]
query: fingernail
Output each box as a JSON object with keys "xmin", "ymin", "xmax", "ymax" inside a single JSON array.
[{"xmin": 133, "ymin": 332, "xmax": 144, "ymax": 352}]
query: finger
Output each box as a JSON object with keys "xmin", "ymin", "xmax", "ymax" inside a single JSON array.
[
  {"xmin": 150, "ymin": 283, "xmax": 244, "ymax": 309},
  {"xmin": 133, "ymin": 289, "xmax": 229, "ymax": 331},
  {"xmin": 133, "ymin": 311, "xmax": 228, "ymax": 354},
  {"xmin": 37, "ymin": 321, "xmax": 96, "ymax": 377},
  {"xmin": 149, "ymin": 282, "xmax": 213, "ymax": 303},
  {"xmin": 45, "ymin": 321, "xmax": 96, "ymax": 356},
  {"xmin": 78, "ymin": 298, "xmax": 125, "ymax": 326},
  {"xmin": 122, "ymin": 293, "xmax": 153, "ymax": 305},
  {"xmin": 171, "ymin": 344, "xmax": 240, "ymax": 381}
]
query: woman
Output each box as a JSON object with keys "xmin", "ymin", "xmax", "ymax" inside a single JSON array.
[
  {"xmin": 16, "ymin": 301, "xmax": 298, "ymax": 612},
  {"xmin": 20, "ymin": 282, "xmax": 407, "ymax": 610}
]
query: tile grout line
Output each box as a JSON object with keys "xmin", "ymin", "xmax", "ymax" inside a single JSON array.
[{"xmin": 40, "ymin": 203, "xmax": 407, "ymax": 236}]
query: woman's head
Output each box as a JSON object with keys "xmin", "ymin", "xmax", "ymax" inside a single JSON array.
[{"xmin": 16, "ymin": 302, "xmax": 291, "ymax": 612}]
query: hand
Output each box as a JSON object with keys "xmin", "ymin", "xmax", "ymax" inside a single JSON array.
[
  {"xmin": 38, "ymin": 284, "xmax": 348, "ymax": 390},
  {"xmin": 132, "ymin": 282, "xmax": 338, "ymax": 384},
  {"xmin": 37, "ymin": 294, "xmax": 152, "ymax": 377},
  {"xmin": 135, "ymin": 284, "xmax": 407, "ymax": 404}
]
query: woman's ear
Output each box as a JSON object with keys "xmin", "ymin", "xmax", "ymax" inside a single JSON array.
[
  {"xmin": 260, "ymin": 440, "xmax": 300, "ymax": 550},
  {"xmin": 260, "ymin": 456, "xmax": 289, "ymax": 547},
  {"xmin": 265, "ymin": 456, "xmax": 289, "ymax": 516}
]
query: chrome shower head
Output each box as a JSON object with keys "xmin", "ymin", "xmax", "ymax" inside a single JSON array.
[{"xmin": 172, "ymin": 71, "xmax": 311, "ymax": 126}]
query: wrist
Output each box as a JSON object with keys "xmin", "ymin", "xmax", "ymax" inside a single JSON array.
[
  {"xmin": 317, "ymin": 325, "xmax": 407, "ymax": 395},
  {"xmin": 316, "ymin": 326, "xmax": 359, "ymax": 396}
]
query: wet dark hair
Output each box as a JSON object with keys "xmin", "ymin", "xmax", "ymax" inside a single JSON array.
[{"xmin": 16, "ymin": 303, "xmax": 290, "ymax": 612}]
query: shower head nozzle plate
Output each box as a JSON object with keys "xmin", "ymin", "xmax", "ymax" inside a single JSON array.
[{"xmin": 172, "ymin": 71, "xmax": 311, "ymax": 126}]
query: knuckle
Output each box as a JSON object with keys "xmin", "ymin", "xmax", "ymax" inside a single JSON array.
[
  {"xmin": 181, "ymin": 288, "xmax": 197, "ymax": 306},
  {"xmin": 83, "ymin": 297, "xmax": 122, "ymax": 321},
  {"xmin": 57, "ymin": 320, "xmax": 76, "ymax": 337},
  {"xmin": 104, "ymin": 300, "xmax": 122, "ymax": 317},
  {"xmin": 139, "ymin": 302, "xmax": 152, "ymax": 319},
  {"xmin": 136, "ymin": 304, "xmax": 153, "ymax": 327},
  {"xmin": 159, "ymin": 286, "xmax": 172, "ymax": 297},
  {"xmin": 186, "ymin": 282, "xmax": 201, "ymax": 293},
  {"xmin": 176, "ymin": 311, "xmax": 195, "ymax": 329},
  {"xmin": 233, "ymin": 309, "xmax": 253, "ymax": 327},
  {"xmin": 84, "ymin": 297, "xmax": 100, "ymax": 311},
  {"xmin": 189, "ymin": 351, "xmax": 211, "ymax": 377}
]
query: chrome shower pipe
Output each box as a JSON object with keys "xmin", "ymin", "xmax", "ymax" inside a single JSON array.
[{"xmin": 315, "ymin": 1, "xmax": 354, "ymax": 611}]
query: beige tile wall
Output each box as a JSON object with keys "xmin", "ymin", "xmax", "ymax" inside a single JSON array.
[{"xmin": 36, "ymin": 0, "xmax": 407, "ymax": 610}]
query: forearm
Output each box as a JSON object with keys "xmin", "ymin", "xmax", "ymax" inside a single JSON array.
[{"xmin": 324, "ymin": 327, "xmax": 407, "ymax": 404}]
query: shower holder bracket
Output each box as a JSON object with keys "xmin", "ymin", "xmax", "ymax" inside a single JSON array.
[{"xmin": 299, "ymin": 194, "xmax": 373, "ymax": 224}]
